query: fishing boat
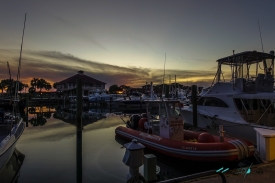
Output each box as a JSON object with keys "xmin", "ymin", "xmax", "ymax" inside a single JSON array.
[
  {"xmin": 115, "ymin": 100, "xmax": 255, "ymax": 162},
  {"xmin": 181, "ymin": 50, "xmax": 275, "ymax": 144}
]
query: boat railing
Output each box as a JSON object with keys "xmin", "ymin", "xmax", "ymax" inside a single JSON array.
[{"xmin": 237, "ymin": 73, "xmax": 274, "ymax": 93}]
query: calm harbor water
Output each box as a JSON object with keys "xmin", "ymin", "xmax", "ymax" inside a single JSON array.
[{"xmin": 9, "ymin": 105, "xmax": 255, "ymax": 183}]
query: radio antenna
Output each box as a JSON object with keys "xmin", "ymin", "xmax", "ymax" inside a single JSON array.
[{"xmin": 258, "ymin": 19, "xmax": 264, "ymax": 52}]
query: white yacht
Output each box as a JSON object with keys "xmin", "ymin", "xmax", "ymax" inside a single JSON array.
[{"xmin": 181, "ymin": 50, "xmax": 275, "ymax": 144}]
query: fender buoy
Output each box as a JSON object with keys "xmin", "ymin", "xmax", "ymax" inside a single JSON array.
[{"xmin": 198, "ymin": 132, "xmax": 215, "ymax": 143}]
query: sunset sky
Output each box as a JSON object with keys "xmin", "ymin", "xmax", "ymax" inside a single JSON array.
[{"xmin": 1, "ymin": 0, "xmax": 275, "ymax": 91}]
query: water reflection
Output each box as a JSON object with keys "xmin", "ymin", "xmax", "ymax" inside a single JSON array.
[
  {"xmin": 26, "ymin": 105, "xmax": 110, "ymax": 127},
  {"xmin": 53, "ymin": 106, "xmax": 107, "ymax": 127},
  {"xmin": 17, "ymin": 104, "xmax": 252, "ymax": 183},
  {"xmin": 0, "ymin": 148, "xmax": 25, "ymax": 183},
  {"xmin": 27, "ymin": 106, "xmax": 54, "ymax": 127}
]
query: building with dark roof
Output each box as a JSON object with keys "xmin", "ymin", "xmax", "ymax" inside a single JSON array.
[{"xmin": 55, "ymin": 70, "xmax": 106, "ymax": 96}]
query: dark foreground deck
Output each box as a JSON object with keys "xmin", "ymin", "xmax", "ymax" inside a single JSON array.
[{"xmin": 182, "ymin": 160, "xmax": 275, "ymax": 183}]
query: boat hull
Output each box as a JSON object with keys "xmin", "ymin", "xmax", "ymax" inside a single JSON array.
[
  {"xmin": 181, "ymin": 108, "xmax": 273, "ymax": 145},
  {"xmin": 0, "ymin": 119, "xmax": 25, "ymax": 171},
  {"xmin": 115, "ymin": 126, "xmax": 255, "ymax": 162}
]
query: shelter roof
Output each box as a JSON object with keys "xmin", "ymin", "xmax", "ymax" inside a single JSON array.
[
  {"xmin": 57, "ymin": 71, "xmax": 106, "ymax": 85},
  {"xmin": 217, "ymin": 51, "xmax": 275, "ymax": 65}
]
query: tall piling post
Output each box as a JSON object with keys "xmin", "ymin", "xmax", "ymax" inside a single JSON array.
[
  {"xmin": 191, "ymin": 85, "xmax": 197, "ymax": 127},
  {"xmin": 109, "ymin": 97, "xmax": 112, "ymax": 113},
  {"xmin": 26, "ymin": 93, "xmax": 29, "ymax": 127},
  {"xmin": 76, "ymin": 79, "xmax": 83, "ymax": 183},
  {"xmin": 140, "ymin": 99, "xmax": 142, "ymax": 114}
]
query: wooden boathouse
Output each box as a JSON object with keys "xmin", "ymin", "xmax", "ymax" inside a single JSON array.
[{"xmin": 55, "ymin": 70, "xmax": 106, "ymax": 97}]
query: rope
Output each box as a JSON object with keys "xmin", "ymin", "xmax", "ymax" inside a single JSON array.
[{"xmin": 126, "ymin": 173, "xmax": 148, "ymax": 183}]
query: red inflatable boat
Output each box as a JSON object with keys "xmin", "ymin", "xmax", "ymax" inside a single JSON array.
[{"xmin": 115, "ymin": 100, "xmax": 255, "ymax": 162}]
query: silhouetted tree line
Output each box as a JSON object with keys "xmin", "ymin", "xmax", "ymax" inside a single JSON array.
[{"xmin": 0, "ymin": 77, "xmax": 52, "ymax": 95}]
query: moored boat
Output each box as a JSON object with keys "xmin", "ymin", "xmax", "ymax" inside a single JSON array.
[
  {"xmin": 0, "ymin": 110, "xmax": 25, "ymax": 171},
  {"xmin": 181, "ymin": 50, "xmax": 275, "ymax": 144},
  {"xmin": 115, "ymin": 100, "xmax": 255, "ymax": 162}
]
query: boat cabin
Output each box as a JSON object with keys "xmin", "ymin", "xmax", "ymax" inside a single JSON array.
[
  {"xmin": 137, "ymin": 100, "xmax": 184, "ymax": 141},
  {"xmin": 198, "ymin": 51, "xmax": 275, "ymax": 127}
]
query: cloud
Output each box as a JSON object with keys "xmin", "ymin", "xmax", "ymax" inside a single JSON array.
[
  {"xmin": 0, "ymin": 49, "xmax": 217, "ymax": 89},
  {"xmin": 41, "ymin": 11, "xmax": 108, "ymax": 51}
]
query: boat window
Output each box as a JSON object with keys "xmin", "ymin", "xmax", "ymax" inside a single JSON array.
[
  {"xmin": 197, "ymin": 97, "xmax": 228, "ymax": 107},
  {"xmin": 168, "ymin": 103, "xmax": 180, "ymax": 116},
  {"xmin": 234, "ymin": 98, "xmax": 242, "ymax": 110}
]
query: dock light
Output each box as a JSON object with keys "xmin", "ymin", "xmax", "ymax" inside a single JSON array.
[
  {"xmin": 216, "ymin": 167, "xmax": 223, "ymax": 172},
  {"xmin": 122, "ymin": 139, "xmax": 145, "ymax": 181},
  {"xmin": 222, "ymin": 168, "xmax": 229, "ymax": 173},
  {"xmin": 216, "ymin": 167, "xmax": 229, "ymax": 173}
]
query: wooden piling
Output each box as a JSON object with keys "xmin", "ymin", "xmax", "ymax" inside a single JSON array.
[
  {"xmin": 191, "ymin": 85, "xmax": 197, "ymax": 127},
  {"xmin": 25, "ymin": 93, "xmax": 29, "ymax": 127},
  {"xmin": 109, "ymin": 97, "xmax": 112, "ymax": 113},
  {"xmin": 76, "ymin": 79, "xmax": 82, "ymax": 183}
]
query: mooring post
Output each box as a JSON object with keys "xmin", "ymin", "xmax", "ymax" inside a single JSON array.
[
  {"xmin": 100, "ymin": 97, "xmax": 103, "ymax": 113},
  {"xmin": 26, "ymin": 93, "xmax": 29, "ymax": 127},
  {"xmin": 109, "ymin": 97, "xmax": 112, "ymax": 113},
  {"xmin": 191, "ymin": 85, "xmax": 197, "ymax": 127},
  {"xmin": 76, "ymin": 78, "xmax": 83, "ymax": 183},
  {"xmin": 63, "ymin": 95, "xmax": 65, "ymax": 109},
  {"xmin": 140, "ymin": 99, "xmax": 142, "ymax": 114}
]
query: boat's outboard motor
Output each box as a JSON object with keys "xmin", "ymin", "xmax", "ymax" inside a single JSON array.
[{"xmin": 129, "ymin": 114, "xmax": 141, "ymax": 129}]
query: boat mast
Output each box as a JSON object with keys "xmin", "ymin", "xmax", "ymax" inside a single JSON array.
[
  {"xmin": 13, "ymin": 13, "xmax": 27, "ymax": 116},
  {"xmin": 7, "ymin": 62, "xmax": 12, "ymax": 97},
  {"xmin": 162, "ymin": 53, "xmax": 166, "ymax": 98},
  {"xmin": 175, "ymin": 75, "xmax": 177, "ymax": 98},
  {"xmin": 15, "ymin": 13, "xmax": 27, "ymax": 101},
  {"xmin": 233, "ymin": 50, "xmax": 236, "ymax": 90},
  {"xmin": 258, "ymin": 19, "xmax": 264, "ymax": 53}
]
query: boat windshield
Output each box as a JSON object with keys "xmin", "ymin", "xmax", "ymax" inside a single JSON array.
[{"xmin": 159, "ymin": 102, "xmax": 181, "ymax": 118}]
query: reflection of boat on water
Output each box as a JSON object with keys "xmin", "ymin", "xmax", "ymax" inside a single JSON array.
[
  {"xmin": 115, "ymin": 100, "xmax": 255, "ymax": 162},
  {"xmin": 0, "ymin": 110, "xmax": 25, "ymax": 171},
  {"xmin": 0, "ymin": 148, "xmax": 25, "ymax": 183}
]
